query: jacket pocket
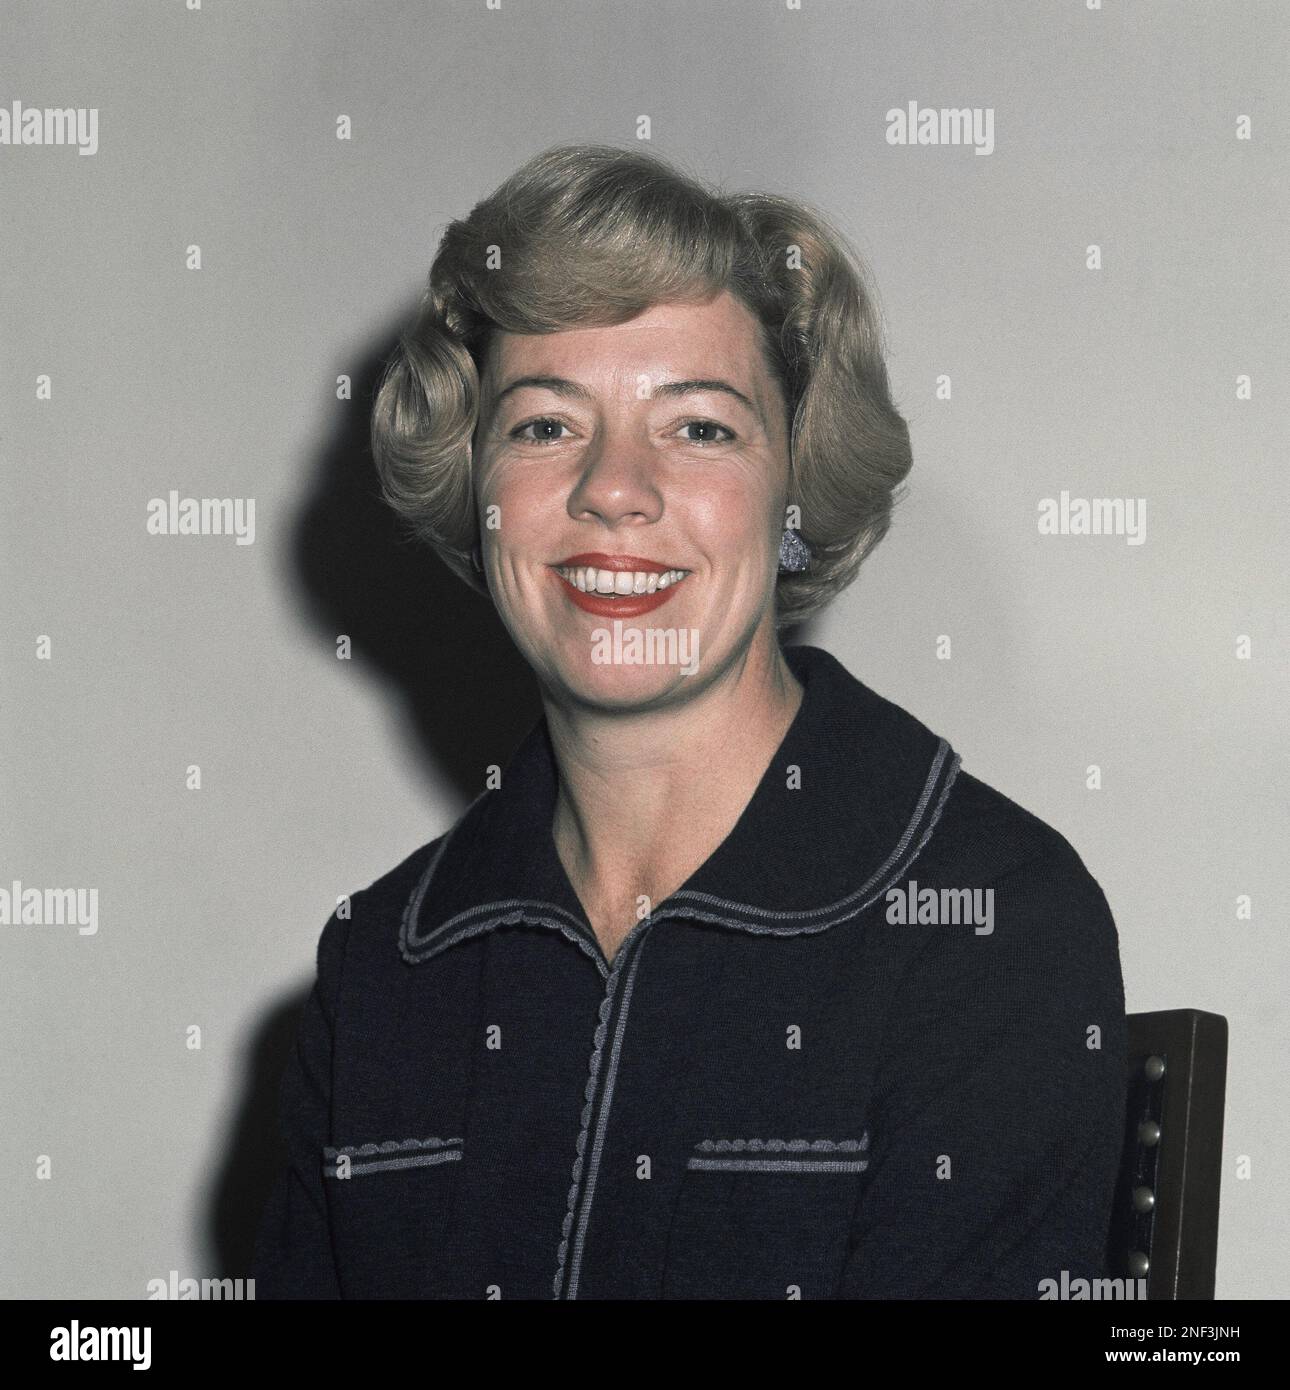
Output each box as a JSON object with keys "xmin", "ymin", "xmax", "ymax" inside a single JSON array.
[
  {"xmin": 322, "ymin": 1136, "xmax": 464, "ymax": 1297},
  {"xmin": 663, "ymin": 1136, "xmax": 869, "ymax": 1300},
  {"xmin": 323, "ymin": 1135, "xmax": 463, "ymax": 1178}
]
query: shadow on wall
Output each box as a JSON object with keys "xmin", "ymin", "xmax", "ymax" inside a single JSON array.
[
  {"xmin": 285, "ymin": 320, "xmax": 543, "ymax": 798},
  {"xmin": 206, "ymin": 317, "xmax": 541, "ymax": 1279},
  {"xmin": 207, "ymin": 984, "xmax": 309, "ymax": 1281}
]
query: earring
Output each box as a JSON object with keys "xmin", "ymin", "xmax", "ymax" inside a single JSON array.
[{"xmin": 778, "ymin": 528, "xmax": 810, "ymax": 573}]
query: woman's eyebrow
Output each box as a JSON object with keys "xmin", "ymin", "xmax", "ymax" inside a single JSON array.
[
  {"xmin": 493, "ymin": 374, "xmax": 595, "ymax": 406},
  {"xmin": 652, "ymin": 379, "xmax": 760, "ymax": 418},
  {"xmin": 493, "ymin": 374, "xmax": 760, "ymax": 419}
]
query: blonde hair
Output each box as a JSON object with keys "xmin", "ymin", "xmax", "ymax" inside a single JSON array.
[{"xmin": 370, "ymin": 143, "xmax": 911, "ymax": 628}]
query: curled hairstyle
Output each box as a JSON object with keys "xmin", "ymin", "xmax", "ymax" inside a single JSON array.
[{"xmin": 370, "ymin": 143, "xmax": 912, "ymax": 628}]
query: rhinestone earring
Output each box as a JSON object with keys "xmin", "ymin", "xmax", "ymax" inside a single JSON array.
[{"xmin": 778, "ymin": 528, "xmax": 811, "ymax": 573}]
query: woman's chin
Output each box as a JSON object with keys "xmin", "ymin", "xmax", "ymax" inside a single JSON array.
[{"xmin": 546, "ymin": 640, "xmax": 705, "ymax": 709}]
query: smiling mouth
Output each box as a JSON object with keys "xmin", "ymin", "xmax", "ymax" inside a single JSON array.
[
  {"xmin": 548, "ymin": 556, "xmax": 693, "ymax": 617},
  {"xmin": 553, "ymin": 564, "xmax": 690, "ymax": 597}
]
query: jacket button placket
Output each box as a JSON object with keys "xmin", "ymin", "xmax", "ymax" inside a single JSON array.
[{"xmin": 551, "ymin": 915, "xmax": 659, "ymax": 1299}]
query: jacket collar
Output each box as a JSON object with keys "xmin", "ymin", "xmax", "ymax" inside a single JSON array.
[{"xmin": 399, "ymin": 644, "xmax": 961, "ymax": 977}]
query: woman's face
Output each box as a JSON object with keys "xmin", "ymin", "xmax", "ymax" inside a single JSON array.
[{"xmin": 472, "ymin": 290, "xmax": 791, "ymax": 710}]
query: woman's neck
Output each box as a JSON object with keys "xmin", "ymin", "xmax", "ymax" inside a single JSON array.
[{"xmin": 544, "ymin": 638, "xmax": 805, "ymax": 961}]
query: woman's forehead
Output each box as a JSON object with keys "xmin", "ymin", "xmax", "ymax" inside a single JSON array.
[{"xmin": 485, "ymin": 293, "xmax": 774, "ymax": 392}]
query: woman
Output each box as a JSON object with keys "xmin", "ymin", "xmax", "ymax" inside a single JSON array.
[{"xmin": 254, "ymin": 144, "xmax": 1127, "ymax": 1300}]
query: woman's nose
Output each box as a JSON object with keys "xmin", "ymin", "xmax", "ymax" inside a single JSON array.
[{"xmin": 566, "ymin": 425, "xmax": 664, "ymax": 526}]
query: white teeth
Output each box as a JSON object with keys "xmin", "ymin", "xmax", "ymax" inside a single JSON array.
[{"xmin": 554, "ymin": 566, "xmax": 689, "ymax": 594}]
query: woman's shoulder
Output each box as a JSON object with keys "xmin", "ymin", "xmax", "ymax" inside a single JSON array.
[
  {"xmin": 804, "ymin": 649, "xmax": 1115, "ymax": 931},
  {"xmin": 310, "ymin": 829, "xmax": 455, "ymax": 980},
  {"xmin": 931, "ymin": 764, "xmax": 1107, "ymax": 894},
  {"xmin": 892, "ymin": 758, "xmax": 1125, "ymax": 1001},
  {"xmin": 348, "ymin": 832, "xmax": 449, "ymax": 922}
]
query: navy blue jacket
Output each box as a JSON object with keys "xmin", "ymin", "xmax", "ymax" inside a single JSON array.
[{"xmin": 253, "ymin": 644, "xmax": 1127, "ymax": 1299}]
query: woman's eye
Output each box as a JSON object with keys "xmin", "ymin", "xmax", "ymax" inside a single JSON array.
[
  {"xmin": 508, "ymin": 417, "xmax": 734, "ymax": 446},
  {"xmin": 511, "ymin": 417, "xmax": 569, "ymax": 444},
  {"xmin": 679, "ymin": 419, "xmax": 735, "ymax": 444}
]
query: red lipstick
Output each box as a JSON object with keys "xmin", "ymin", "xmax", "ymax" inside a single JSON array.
[{"xmin": 550, "ymin": 552, "xmax": 691, "ymax": 619}]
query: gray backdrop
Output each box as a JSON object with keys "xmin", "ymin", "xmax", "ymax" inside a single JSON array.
[{"xmin": 2, "ymin": 0, "xmax": 1285, "ymax": 1299}]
